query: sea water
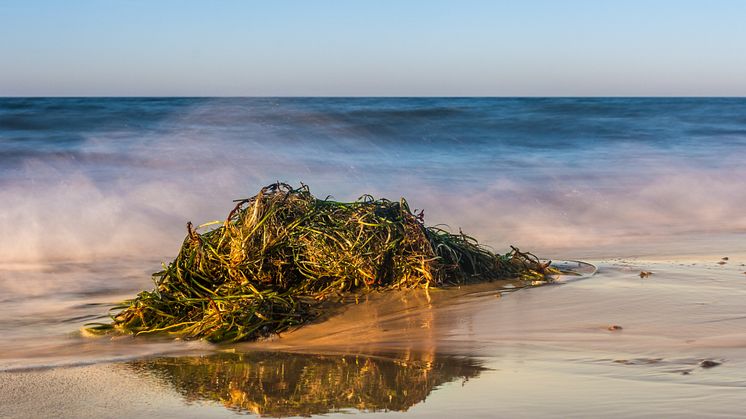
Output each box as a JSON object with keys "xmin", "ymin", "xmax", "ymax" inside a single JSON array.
[{"xmin": 2, "ymin": 98, "xmax": 746, "ymax": 262}]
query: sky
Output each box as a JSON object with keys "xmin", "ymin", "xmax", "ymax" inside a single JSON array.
[{"xmin": 1, "ymin": 0, "xmax": 745, "ymax": 96}]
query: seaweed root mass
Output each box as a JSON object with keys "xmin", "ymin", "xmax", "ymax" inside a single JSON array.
[{"xmin": 86, "ymin": 183, "xmax": 556, "ymax": 343}]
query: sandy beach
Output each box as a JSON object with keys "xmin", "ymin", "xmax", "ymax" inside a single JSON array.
[{"xmin": 3, "ymin": 253, "xmax": 746, "ymax": 418}]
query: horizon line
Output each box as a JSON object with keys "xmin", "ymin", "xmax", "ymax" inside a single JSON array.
[{"xmin": 2, "ymin": 95, "xmax": 746, "ymax": 99}]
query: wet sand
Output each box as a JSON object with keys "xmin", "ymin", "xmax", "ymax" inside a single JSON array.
[{"xmin": 3, "ymin": 253, "xmax": 746, "ymax": 418}]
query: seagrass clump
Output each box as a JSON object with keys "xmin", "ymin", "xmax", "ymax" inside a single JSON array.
[{"xmin": 86, "ymin": 183, "xmax": 555, "ymax": 342}]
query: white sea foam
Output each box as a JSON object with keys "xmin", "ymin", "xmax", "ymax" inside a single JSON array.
[{"xmin": 1, "ymin": 100, "xmax": 745, "ymax": 263}]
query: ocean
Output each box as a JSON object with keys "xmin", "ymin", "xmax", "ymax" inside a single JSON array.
[{"xmin": 1, "ymin": 98, "xmax": 746, "ymax": 417}]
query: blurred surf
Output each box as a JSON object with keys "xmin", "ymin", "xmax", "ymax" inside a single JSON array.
[{"xmin": 1, "ymin": 97, "xmax": 744, "ymax": 372}]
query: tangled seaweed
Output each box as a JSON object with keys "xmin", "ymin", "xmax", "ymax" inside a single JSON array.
[{"xmin": 86, "ymin": 183, "xmax": 556, "ymax": 342}]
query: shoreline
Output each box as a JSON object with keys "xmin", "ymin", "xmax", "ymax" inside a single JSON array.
[{"xmin": 3, "ymin": 253, "xmax": 746, "ymax": 417}]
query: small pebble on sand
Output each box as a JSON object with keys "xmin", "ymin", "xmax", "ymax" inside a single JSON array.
[
  {"xmin": 700, "ymin": 360, "xmax": 721, "ymax": 368},
  {"xmin": 639, "ymin": 271, "xmax": 653, "ymax": 278},
  {"xmin": 608, "ymin": 325, "xmax": 623, "ymax": 331}
]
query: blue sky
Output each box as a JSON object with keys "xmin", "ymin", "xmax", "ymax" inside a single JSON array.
[{"xmin": 1, "ymin": 0, "xmax": 745, "ymax": 96}]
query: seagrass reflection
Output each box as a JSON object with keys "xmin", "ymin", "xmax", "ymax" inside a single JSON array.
[{"xmin": 127, "ymin": 351, "xmax": 486, "ymax": 416}]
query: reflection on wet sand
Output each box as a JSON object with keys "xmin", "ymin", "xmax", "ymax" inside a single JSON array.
[{"xmin": 128, "ymin": 351, "xmax": 485, "ymax": 417}]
